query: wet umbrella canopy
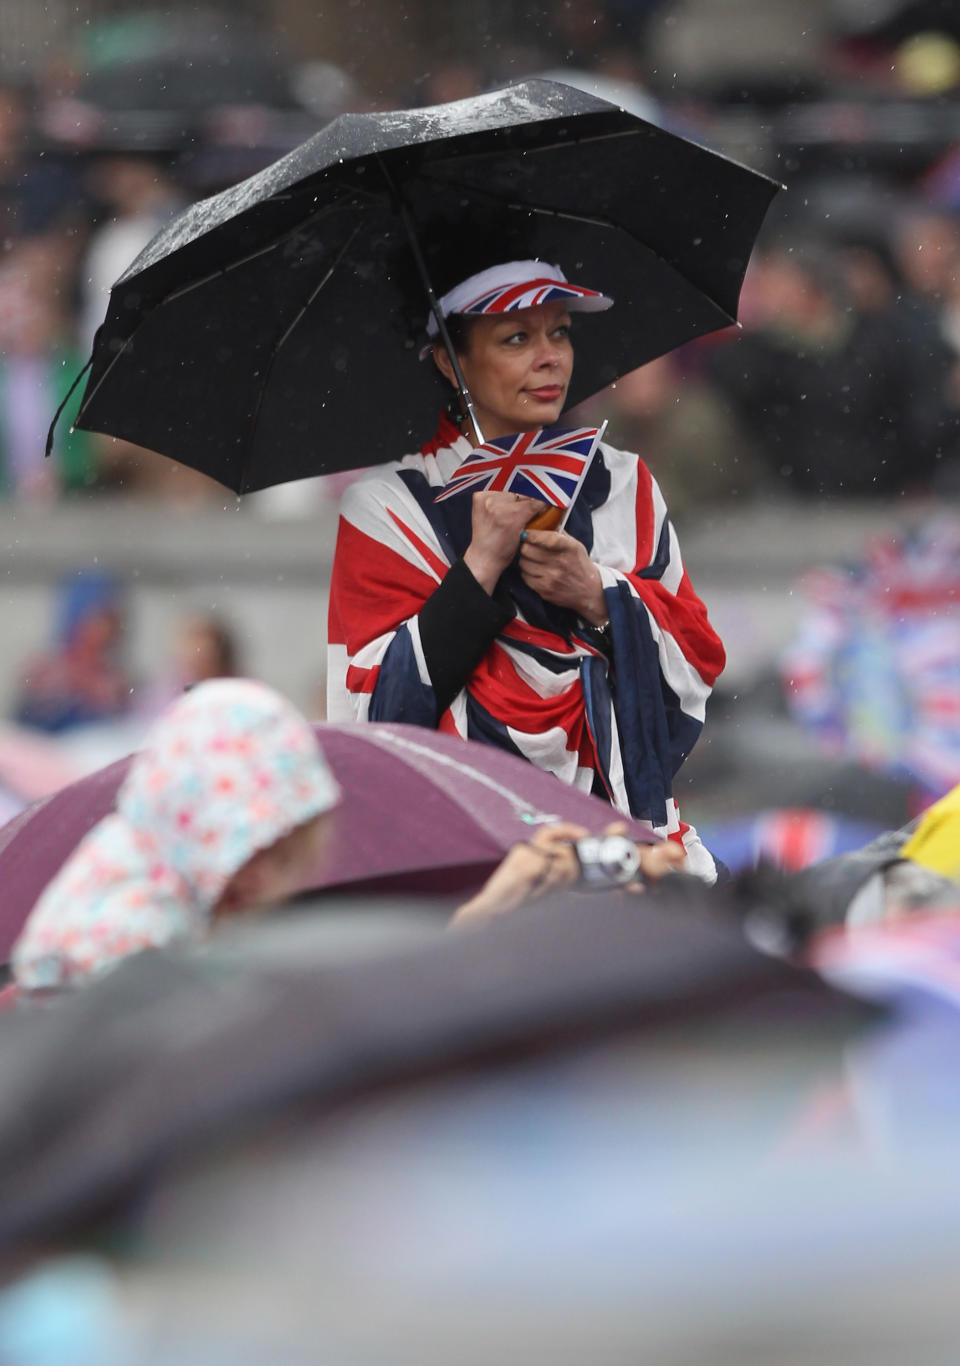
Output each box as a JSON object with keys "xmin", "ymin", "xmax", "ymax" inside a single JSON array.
[
  {"xmin": 0, "ymin": 721, "xmax": 655, "ymax": 960},
  {"xmin": 68, "ymin": 79, "xmax": 778, "ymax": 493}
]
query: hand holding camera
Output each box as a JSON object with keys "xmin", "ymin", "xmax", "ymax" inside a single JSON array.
[{"xmin": 450, "ymin": 820, "xmax": 685, "ymax": 925}]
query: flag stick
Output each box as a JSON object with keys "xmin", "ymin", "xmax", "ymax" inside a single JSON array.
[{"xmin": 559, "ymin": 420, "xmax": 607, "ymax": 531}]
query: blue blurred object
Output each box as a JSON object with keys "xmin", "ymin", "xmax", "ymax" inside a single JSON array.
[
  {"xmin": 55, "ymin": 570, "xmax": 123, "ymax": 650},
  {"xmin": 700, "ymin": 806, "xmax": 884, "ymax": 874},
  {"xmin": 0, "ymin": 1257, "xmax": 124, "ymax": 1366},
  {"xmin": 13, "ymin": 569, "xmax": 129, "ymax": 736},
  {"xmin": 783, "ymin": 517, "xmax": 960, "ymax": 798}
]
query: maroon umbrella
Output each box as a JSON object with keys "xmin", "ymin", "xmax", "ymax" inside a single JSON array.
[{"xmin": 0, "ymin": 721, "xmax": 654, "ymax": 959}]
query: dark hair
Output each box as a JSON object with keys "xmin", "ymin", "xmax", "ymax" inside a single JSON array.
[
  {"xmin": 436, "ymin": 312, "xmax": 473, "ymax": 356},
  {"xmin": 205, "ymin": 618, "xmax": 239, "ymax": 677},
  {"xmin": 428, "ymin": 313, "xmax": 476, "ymax": 416},
  {"xmin": 183, "ymin": 612, "xmax": 240, "ymax": 677}
]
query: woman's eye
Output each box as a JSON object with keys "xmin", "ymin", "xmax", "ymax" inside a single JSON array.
[
  {"xmin": 552, "ymin": 325, "xmax": 571, "ymax": 340},
  {"xmin": 502, "ymin": 330, "xmax": 526, "ymax": 345}
]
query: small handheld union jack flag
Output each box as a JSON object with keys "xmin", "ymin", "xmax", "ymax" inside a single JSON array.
[{"xmin": 433, "ymin": 425, "xmax": 603, "ymax": 519}]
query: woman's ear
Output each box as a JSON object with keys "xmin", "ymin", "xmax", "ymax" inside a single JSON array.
[{"xmin": 432, "ymin": 342, "xmax": 458, "ymax": 389}]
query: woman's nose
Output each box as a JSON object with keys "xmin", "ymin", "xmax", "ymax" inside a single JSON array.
[{"xmin": 534, "ymin": 334, "xmax": 562, "ymax": 367}]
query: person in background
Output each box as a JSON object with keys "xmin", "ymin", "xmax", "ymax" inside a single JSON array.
[
  {"xmin": 0, "ymin": 78, "xmax": 84, "ymax": 244},
  {"xmin": 13, "ymin": 570, "xmax": 131, "ymax": 734},
  {"xmin": 79, "ymin": 152, "xmax": 184, "ymax": 354},
  {"xmin": 79, "ymin": 152, "xmax": 222, "ymax": 501},
  {"xmin": 705, "ymin": 242, "xmax": 944, "ymax": 496},
  {"xmin": 0, "ymin": 236, "xmax": 96, "ymax": 499},
  {"xmin": 12, "ymin": 679, "xmax": 340, "ymax": 992},
  {"xmin": 891, "ymin": 211, "xmax": 960, "ymax": 488},
  {"xmin": 135, "ymin": 611, "xmax": 241, "ymax": 721},
  {"xmin": 8, "ymin": 674, "xmax": 682, "ymax": 992},
  {"xmin": 575, "ymin": 351, "xmax": 764, "ymax": 520}
]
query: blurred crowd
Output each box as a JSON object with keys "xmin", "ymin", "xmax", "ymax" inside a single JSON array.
[
  {"xmin": 0, "ymin": 563, "xmax": 252, "ymax": 821},
  {"xmin": 4, "ymin": 0, "xmax": 960, "ymax": 508},
  {"xmin": 12, "ymin": 569, "xmax": 240, "ymax": 736},
  {"xmin": 3, "ymin": 17, "xmax": 960, "ymax": 1335},
  {"xmin": 5, "ymin": 0, "xmax": 960, "ymax": 833}
]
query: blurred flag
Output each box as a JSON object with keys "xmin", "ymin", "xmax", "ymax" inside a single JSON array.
[
  {"xmin": 782, "ymin": 518, "xmax": 960, "ymax": 799},
  {"xmin": 701, "ymin": 807, "xmax": 883, "ymax": 875}
]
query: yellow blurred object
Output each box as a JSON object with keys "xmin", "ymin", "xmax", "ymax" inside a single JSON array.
[
  {"xmin": 895, "ymin": 32, "xmax": 960, "ymax": 96},
  {"xmin": 901, "ymin": 784, "xmax": 960, "ymax": 880}
]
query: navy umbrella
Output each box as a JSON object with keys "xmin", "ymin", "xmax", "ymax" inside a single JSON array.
[{"xmin": 64, "ymin": 79, "xmax": 778, "ymax": 492}]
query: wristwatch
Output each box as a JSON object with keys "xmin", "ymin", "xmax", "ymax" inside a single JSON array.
[
  {"xmin": 573, "ymin": 834, "xmax": 642, "ymax": 889},
  {"xmin": 579, "ymin": 617, "xmax": 612, "ymax": 654}
]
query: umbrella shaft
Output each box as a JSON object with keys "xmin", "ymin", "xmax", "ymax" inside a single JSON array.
[{"xmin": 379, "ymin": 157, "xmax": 485, "ymax": 444}]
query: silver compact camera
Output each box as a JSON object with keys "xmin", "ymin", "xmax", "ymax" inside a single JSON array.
[{"xmin": 573, "ymin": 834, "xmax": 642, "ymax": 889}]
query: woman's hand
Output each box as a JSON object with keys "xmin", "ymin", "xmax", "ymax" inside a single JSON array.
[
  {"xmin": 637, "ymin": 838, "xmax": 687, "ymax": 881},
  {"xmin": 450, "ymin": 821, "xmax": 588, "ymax": 925},
  {"xmin": 449, "ymin": 820, "xmax": 686, "ymax": 926},
  {"xmin": 602, "ymin": 820, "xmax": 686, "ymax": 886},
  {"xmin": 519, "ymin": 528, "xmax": 608, "ymax": 625},
  {"xmin": 463, "ymin": 490, "xmax": 543, "ymax": 594}
]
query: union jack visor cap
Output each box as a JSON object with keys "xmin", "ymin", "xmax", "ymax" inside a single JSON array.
[{"xmin": 421, "ymin": 259, "xmax": 613, "ymax": 355}]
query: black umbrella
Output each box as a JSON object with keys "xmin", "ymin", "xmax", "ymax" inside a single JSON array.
[{"xmin": 63, "ymin": 79, "xmax": 779, "ymax": 493}]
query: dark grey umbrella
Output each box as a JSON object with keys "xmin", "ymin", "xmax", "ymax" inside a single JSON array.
[
  {"xmin": 0, "ymin": 884, "xmax": 860, "ymax": 1250},
  {"xmin": 63, "ymin": 79, "xmax": 778, "ymax": 492}
]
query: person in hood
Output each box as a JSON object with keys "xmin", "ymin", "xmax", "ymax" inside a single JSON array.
[{"xmin": 12, "ymin": 678, "xmax": 340, "ymax": 991}]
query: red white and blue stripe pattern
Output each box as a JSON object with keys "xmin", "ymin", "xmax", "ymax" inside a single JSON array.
[
  {"xmin": 327, "ymin": 414, "xmax": 726, "ymax": 879},
  {"xmin": 424, "ymin": 260, "xmax": 613, "ymax": 343},
  {"xmin": 461, "ymin": 277, "xmax": 606, "ymax": 316},
  {"xmin": 699, "ymin": 808, "xmax": 884, "ymax": 875},
  {"xmin": 812, "ymin": 915, "xmax": 960, "ymax": 1012},
  {"xmin": 783, "ymin": 520, "xmax": 960, "ymax": 800},
  {"xmin": 433, "ymin": 426, "xmax": 601, "ymax": 508}
]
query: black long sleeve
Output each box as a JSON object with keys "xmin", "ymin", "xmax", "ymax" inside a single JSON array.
[{"xmin": 417, "ymin": 558, "xmax": 513, "ymax": 715}]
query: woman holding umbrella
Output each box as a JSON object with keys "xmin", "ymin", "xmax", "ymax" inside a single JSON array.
[
  {"xmin": 327, "ymin": 259, "xmax": 725, "ymax": 880},
  {"xmin": 51, "ymin": 82, "xmax": 774, "ymax": 884}
]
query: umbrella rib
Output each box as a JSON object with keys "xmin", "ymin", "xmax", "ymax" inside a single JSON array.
[
  {"xmin": 162, "ymin": 239, "xmax": 285, "ymax": 304},
  {"xmin": 524, "ymin": 203, "xmax": 726, "ymax": 319},
  {"xmin": 73, "ymin": 334, "xmax": 137, "ymax": 426},
  {"xmin": 161, "ymin": 195, "xmax": 368, "ymax": 305},
  {"xmin": 418, "ymin": 172, "xmax": 738, "ymax": 320},
  {"xmin": 518, "ymin": 202, "xmax": 630, "ymax": 233},
  {"xmin": 238, "ymin": 220, "xmax": 364, "ymax": 494},
  {"xmin": 75, "ymin": 197, "xmax": 367, "ymax": 435},
  {"xmin": 426, "ymin": 124, "xmax": 773, "ymax": 179},
  {"xmin": 427, "ymin": 127, "xmax": 644, "ymax": 165},
  {"xmin": 361, "ymin": 726, "xmax": 566, "ymax": 826}
]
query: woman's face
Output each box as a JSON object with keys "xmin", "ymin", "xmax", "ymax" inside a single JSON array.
[
  {"xmin": 214, "ymin": 811, "xmax": 335, "ymax": 916},
  {"xmin": 435, "ymin": 300, "xmax": 574, "ymax": 439}
]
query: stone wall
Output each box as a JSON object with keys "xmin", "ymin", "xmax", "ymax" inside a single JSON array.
[{"xmin": 0, "ymin": 492, "xmax": 921, "ymax": 722}]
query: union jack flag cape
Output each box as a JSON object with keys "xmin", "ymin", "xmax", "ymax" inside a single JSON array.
[
  {"xmin": 328, "ymin": 414, "xmax": 726, "ymax": 878},
  {"xmin": 433, "ymin": 425, "xmax": 601, "ymax": 514}
]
